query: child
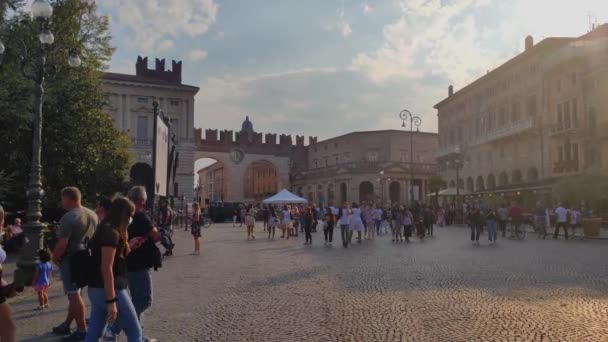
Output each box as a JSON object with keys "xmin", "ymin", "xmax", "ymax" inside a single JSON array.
[
  {"xmin": 32, "ymin": 249, "xmax": 52, "ymax": 310},
  {"xmin": 268, "ymin": 210, "xmax": 278, "ymax": 240}
]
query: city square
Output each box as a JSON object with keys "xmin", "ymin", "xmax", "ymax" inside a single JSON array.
[
  {"xmin": 2, "ymin": 1, "xmax": 608, "ymax": 341},
  {"xmin": 4, "ymin": 224, "xmax": 608, "ymax": 342}
]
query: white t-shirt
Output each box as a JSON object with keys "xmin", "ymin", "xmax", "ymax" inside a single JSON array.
[
  {"xmin": 282, "ymin": 210, "xmax": 291, "ymax": 222},
  {"xmin": 339, "ymin": 209, "xmax": 350, "ymax": 225},
  {"xmin": 569, "ymin": 210, "xmax": 580, "ymax": 224},
  {"xmin": 555, "ymin": 207, "xmax": 568, "ymax": 223}
]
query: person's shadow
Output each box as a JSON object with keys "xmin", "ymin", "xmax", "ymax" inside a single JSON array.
[{"xmin": 19, "ymin": 334, "xmax": 60, "ymax": 342}]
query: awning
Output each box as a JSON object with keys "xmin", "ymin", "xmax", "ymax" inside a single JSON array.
[{"xmin": 262, "ymin": 189, "xmax": 308, "ymax": 204}]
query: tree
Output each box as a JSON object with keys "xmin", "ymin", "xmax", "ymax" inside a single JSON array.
[
  {"xmin": 428, "ymin": 175, "xmax": 445, "ymax": 207},
  {"xmin": 0, "ymin": 0, "xmax": 131, "ymax": 210},
  {"xmin": 553, "ymin": 173, "xmax": 608, "ymax": 214}
]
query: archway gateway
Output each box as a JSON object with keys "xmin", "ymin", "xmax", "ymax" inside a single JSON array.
[
  {"xmin": 359, "ymin": 181, "xmax": 374, "ymax": 203},
  {"xmin": 193, "ymin": 121, "xmax": 316, "ymax": 202}
]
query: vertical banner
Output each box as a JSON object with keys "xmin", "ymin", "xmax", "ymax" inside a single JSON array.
[{"xmin": 154, "ymin": 115, "xmax": 169, "ymax": 197}]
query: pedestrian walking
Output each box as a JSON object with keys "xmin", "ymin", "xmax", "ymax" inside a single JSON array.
[
  {"xmin": 85, "ymin": 197, "xmax": 142, "ymax": 342},
  {"xmin": 403, "ymin": 207, "xmax": 413, "ymax": 243},
  {"xmin": 423, "ymin": 206, "xmax": 434, "ymax": 237},
  {"xmin": 323, "ymin": 207, "xmax": 335, "ymax": 246},
  {"xmin": 245, "ymin": 204, "xmax": 256, "ymax": 240},
  {"xmin": 554, "ymin": 203, "xmax": 569, "ymax": 240},
  {"xmin": 280, "ymin": 205, "xmax": 292, "ymax": 239},
  {"xmin": 32, "ymin": 249, "xmax": 53, "ymax": 310},
  {"xmin": 338, "ymin": 204, "xmax": 351, "ymax": 248},
  {"xmin": 267, "ymin": 209, "xmax": 278, "ymax": 240},
  {"xmin": 0, "ymin": 205, "xmax": 17, "ymax": 342},
  {"xmin": 486, "ymin": 207, "xmax": 498, "ymax": 244},
  {"xmin": 373, "ymin": 205, "xmax": 383, "ymax": 237},
  {"xmin": 51, "ymin": 187, "xmax": 98, "ymax": 341},
  {"xmin": 470, "ymin": 205, "xmax": 482, "ymax": 245},
  {"xmin": 158, "ymin": 199, "xmax": 175, "ymax": 257},
  {"xmin": 350, "ymin": 203, "xmax": 364, "ymax": 243},
  {"xmin": 303, "ymin": 207, "xmax": 314, "ymax": 245},
  {"xmin": 191, "ymin": 202, "xmax": 202, "ymax": 254},
  {"xmin": 497, "ymin": 204, "xmax": 508, "ymax": 237}
]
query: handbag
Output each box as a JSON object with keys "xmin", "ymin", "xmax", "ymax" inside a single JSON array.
[{"xmin": 70, "ymin": 243, "xmax": 92, "ymax": 288}]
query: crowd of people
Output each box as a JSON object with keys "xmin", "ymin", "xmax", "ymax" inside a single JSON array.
[{"xmin": 241, "ymin": 202, "xmax": 440, "ymax": 248}]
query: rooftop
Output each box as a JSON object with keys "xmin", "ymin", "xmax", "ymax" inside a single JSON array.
[{"xmin": 313, "ymin": 129, "xmax": 438, "ymax": 145}]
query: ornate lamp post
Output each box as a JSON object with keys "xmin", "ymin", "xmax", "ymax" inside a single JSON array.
[
  {"xmin": 399, "ymin": 110, "xmax": 422, "ymax": 204},
  {"xmin": 452, "ymin": 147, "xmax": 464, "ymax": 223},
  {"xmin": 0, "ymin": 0, "xmax": 82, "ymax": 285}
]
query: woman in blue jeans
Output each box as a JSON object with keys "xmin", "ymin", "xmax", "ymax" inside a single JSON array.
[{"xmin": 86, "ymin": 196, "xmax": 142, "ymax": 342}]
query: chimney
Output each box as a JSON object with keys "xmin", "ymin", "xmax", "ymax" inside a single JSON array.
[
  {"xmin": 448, "ymin": 85, "xmax": 454, "ymax": 97},
  {"xmin": 525, "ymin": 35, "xmax": 534, "ymax": 51}
]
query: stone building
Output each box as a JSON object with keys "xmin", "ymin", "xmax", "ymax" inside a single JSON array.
[
  {"xmin": 291, "ymin": 130, "xmax": 438, "ymax": 206},
  {"xmin": 435, "ymin": 25, "xmax": 608, "ymax": 203},
  {"xmin": 100, "ymin": 56, "xmax": 200, "ymax": 201}
]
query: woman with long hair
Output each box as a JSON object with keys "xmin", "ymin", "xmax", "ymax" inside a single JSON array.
[
  {"xmin": 303, "ymin": 207, "xmax": 314, "ymax": 245},
  {"xmin": 191, "ymin": 202, "xmax": 202, "ymax": 254},
  {"xmin": 245, "ymin": 204, "xmax": 256, "ymax": 240},
  {"xmin": 85, "ymin": 197, "xmax": 142, "ymax": 342},
  {"xmin": 350, "ymin": 203, "xmax": 364, "ymax": 243}
]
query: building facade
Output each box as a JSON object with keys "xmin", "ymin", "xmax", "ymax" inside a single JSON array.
[
  {"xmin": 291, "ymin": 130, "xmax": 438, "ymax": 207},
  {"xmin": 101, "ymin": 56, "xmax": 200, "ymax": 201},
  {"xmin": 435, "ymin": 25, "xmax": 608, "ymax": 203}
]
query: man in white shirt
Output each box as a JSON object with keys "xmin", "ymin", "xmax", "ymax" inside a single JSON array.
[{"xmin": 554, "ymin": 203, "xmax": 569, "ymax": 240}]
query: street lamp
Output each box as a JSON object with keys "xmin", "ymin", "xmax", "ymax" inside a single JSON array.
[
  {"xmin": 399, "ymin": 109, "xmax": 422, "ymax": 204},
  {"xmin": 452, "ymin": 147, "xmax": 464, "ymax": 223},
  {"xmin": 0, "ymin": 0, "xmax": 83, "ymax": 285}
]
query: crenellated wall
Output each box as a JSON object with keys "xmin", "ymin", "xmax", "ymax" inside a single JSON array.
[{"xmin": 195, "ymin": 128, "xmax": 316, "ymax": 153}]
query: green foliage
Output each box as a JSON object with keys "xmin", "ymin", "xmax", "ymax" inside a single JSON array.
[
  {"xmin": 553, "ymin": 173, "xmax": 608, "ymax": 209},
  {"xmin": 428, "ymin": 176, "xmax": 445, "ymax": 193},
  {"xmin": 0, "ymin": 0, "xmax": 131, "ymax": 210}
]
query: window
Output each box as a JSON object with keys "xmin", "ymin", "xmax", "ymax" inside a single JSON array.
[
  {"xmin": 564, "ymin": 141, "xmax": 571, "ymax": 161},
  {"xmin": 499, "ymin": 105, "xmax": 507, "ymax": 126},
  {"xmin": 169, "ymin": 118, "xmax": 179, "ymax": 137},
  {"xmin": 367, "ymin": 151, "xmax": 379, "ymax": 162},
  {"xmin": 170, "ymin": 99, "xmax": 180, "ymax": 106},
  {"xmin": 564, "ymin": 100, "xmax": 571, "ymax": 129},
  {"xmin": 571, "ymin": 72, "xmax": 577, "ymax": 85},
  {"xmin": 334, "ymin": 142, "xmax": 338, "ymax": 148},
  {"xmin": 556, "ymin": 79, "xmax": 561, "ymax": 92},
  {"xmin": 557, "ymin": 104, "xmax": 563, "ymax": 130},
  {"xmin": 558, "ymin": 146, "xmax": 563, "ymax": 162},
  {"xmin": 344, "ymin": 152, "xmax": 351, "ymax": 162},
  {"xmin": 313, "ymin": 159, "xmax": 318, "ymax": 168},
  {"xmin": 136, "ymin": 116, "xmax": 148, "ymax": 141},
  {"xmin": 572, "ymin": 143, "xmax": 579, "ymax": 161},
  {"xmin": 137, "ymin": 97, "xmax": 148, "ymax": 104},
  {"xmin": 324, "ymin": 158, "xmax": 328, "ymax": 167},
  {"xmin": 526, "ymin": 95, "xmax": 537, "ymax": 116},
  {"xmin": 324, "ymin": 145, "xmax": 328, "ymax": 151},
  {"xmin": 458, "ymin": 126, "xmax": 463, "ymax": 142},
  {"xmin": 511, "ymin": 101, "xmax": 521, "ymax": 123},
  {"xmin": 572, "ymin": 98, "xmax": 578, "ymax": 128},
  {"xmin": 500, "ymin": 147, "xmax": 505, "ymax": 159},
  {"xmin": 335, "ymin": 156, "xmax": 339, "ymax": 164}
]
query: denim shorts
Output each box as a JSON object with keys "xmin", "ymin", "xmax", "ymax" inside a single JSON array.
[{"xmin": 59, "ymin": 260, "xmax": 80, "ymax": 295}]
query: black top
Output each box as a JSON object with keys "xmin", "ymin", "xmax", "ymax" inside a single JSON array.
[
  {"xmin": 126, "ymin": 211, "xmax": 154, "ymax": 271},
  {"xmin": 89, "ymin": 224, "xmax": 128, "ymax": 290}
]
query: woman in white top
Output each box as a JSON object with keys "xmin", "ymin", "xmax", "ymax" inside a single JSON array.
[
  {"xmin": 245, "ymin": 204, "xmax": 256, "ymax": 240},
  {"xmin": 350, "ymin": 203, "xmax": 364, "ymax": 243},
  {"xmin": 281, "ymin": 205, "xmax": 292, "ymax": 239},
  {"xmin": 338, "ymin": 204, "xmax": 351, "ymax": 248}
]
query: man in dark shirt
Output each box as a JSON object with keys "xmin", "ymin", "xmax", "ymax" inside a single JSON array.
[
  {"xmin": 107, "ymin": 186, "xmax": 160, "ymax": 341},
  {"xmin": 509, "ymin": 202, "xmax": 524, "ymax": 237}
]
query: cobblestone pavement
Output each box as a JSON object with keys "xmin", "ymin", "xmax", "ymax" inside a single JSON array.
[{"xmin": 5, "ymin": 223, "xmax": 608, "ymax": 342}]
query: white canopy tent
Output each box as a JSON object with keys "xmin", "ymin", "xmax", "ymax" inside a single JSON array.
[{"xmin": 262, "ymin": 189, "xmax": 308, "ymax": 204}]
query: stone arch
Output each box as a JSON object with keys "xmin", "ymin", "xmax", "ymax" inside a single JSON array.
[
  {"xmin": 511, "ymin": 169, "xmax": 523, "ymax": 184},
  {"xmin": 339, "ymin": 182, "xmax": 348, "ymax": 204},
  {"xmin": 526, "ymin": 167, "xmax": 539, "ymax": 182},
  {"xmin": 449, "ymin": 180, "xmax": 456, "ymax": 188},
  {"xmin": 487, "ymin": 174, "xmax": 496, "ymax": 190},
  {"xmin": 243, "ymin": 160, "xmax": 279, "ymax": 201},
  {"xmin": 476, "ymin": 176, "xmax": 485, "ymax": 192},
  {"xmin": 389, "ymin": 181, "xmax": 401, "ymax": 204},
  {"xmin": 466, "ymin": 177, "xmax": 474, "ymax": 193},
  {"xmin": 499, "ymin": 172, "xmax": 509, "ymax": 187},
  {"xmin": 359, "ymin": 181, "xmax": 374, "ymax": 203}
]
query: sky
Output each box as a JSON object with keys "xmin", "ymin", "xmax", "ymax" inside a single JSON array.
[{"xmin": 98, "ymin": 0, "xmax": 608, "ymax": 141}]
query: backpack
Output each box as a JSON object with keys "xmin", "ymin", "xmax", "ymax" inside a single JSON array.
[{"xmin": 70, "ymin": 240, "xmax": 92, "ymax": 288}]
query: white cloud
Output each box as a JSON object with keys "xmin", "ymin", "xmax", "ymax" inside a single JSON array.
[
  {"xmin": 103, "ymin": 0, "xmax": 218, "ymax": 53},
  {"xmin": 327, "ymin": 0, "xmax": 352, "ymax": 37},
  {"xmin": 351, "ymin": 0, "xmax": 499, "ymax": 85},
  {"xmin": 362, "ymin": 3, "xmax": 373, "ymax": 14},
  {"xmin": 341, "ymin": 23, "xmax": 352, "ymax": 37},
  {"xmin": 188, "ymin": 49, "xmax": 208, "ymax": 62}
]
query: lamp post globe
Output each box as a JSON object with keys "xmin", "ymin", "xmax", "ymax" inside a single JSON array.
[
  {"xmin": 39, "ymin": 30, "xmax": 54, "ymax": 45},
  {"xmin": 31, "ymin": 0, "xmax": 53, "ymax": 20},
  {"xmin": 68, "ymin": 53, "xmax": 82, "ymax": 68}
]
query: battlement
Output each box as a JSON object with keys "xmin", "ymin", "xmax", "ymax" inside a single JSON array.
[
  {"xmin": 194, "ymin": 128, "xmax": 316, "ymax": 148},
  {"xmin": 136, "ymin": 56, "xmax": 182, "ymax": 84}
]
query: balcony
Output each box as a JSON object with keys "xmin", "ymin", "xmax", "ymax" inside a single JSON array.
[
  {"xmin": 553, "ymin": 160, "xmax": 580, "ymax": 174},
  {"xmin": 436, "ymin": 145, "xmax": 462, "ymax": 158},
  {"xmin": 549, "ymin": 124, "xmax": 580, "ymax": 138},
  {"xmin": 297, "ymin": 161, "xmax": 438, "ymax": 179},
  {"xmin": 470, "ymin": 117, "xmax": 536, "ymax": 146}
]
